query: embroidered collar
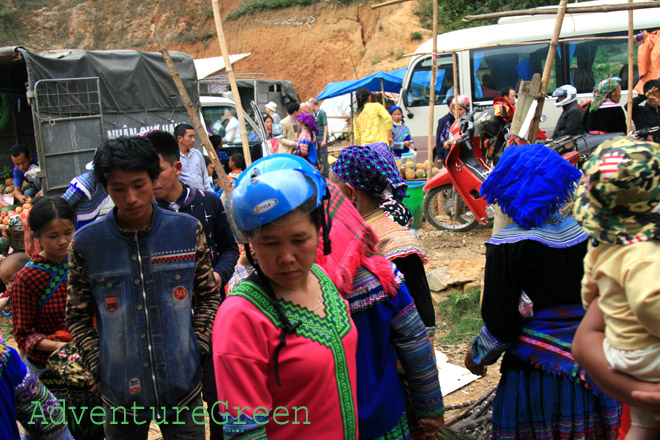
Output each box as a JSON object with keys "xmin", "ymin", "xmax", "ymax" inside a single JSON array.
[{"xmin": 487, "ymin": 214, "xmax": 588, "ymax": 248}]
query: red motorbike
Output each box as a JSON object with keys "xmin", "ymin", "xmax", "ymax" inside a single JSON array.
[{"xmin": 423, "ymin": 115, "xmax": 495, "ymax": 232}]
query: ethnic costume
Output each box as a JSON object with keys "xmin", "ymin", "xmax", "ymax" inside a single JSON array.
[
  {"xmin": 12, "ymin": 255, "xmax": 103, "ymax": 439},
  {"xmin": 12, "ymin": 255, "xmax": 69, "ymax": 369},
  {"xmin": 469, "ymin": 144, "xmax": 621, "ymax": 439},
  {"xmin": 213, "ymin": 264, "xmax": 359, "ymax": 440},
  {"xmin": 391, "ymin": 106, "xmax": 415, "ymax": 158},
  {"xmin": 0, "ymin": 336, "xmax": 74, "ymax": 440}
]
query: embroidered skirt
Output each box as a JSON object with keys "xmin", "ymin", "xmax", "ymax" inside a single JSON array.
[{"xmin": 492, "ymin": 367, "xmax": 621, "ymax": 440}]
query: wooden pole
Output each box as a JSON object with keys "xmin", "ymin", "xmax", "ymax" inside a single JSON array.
[
  {"xmin": 627, "ymin": 0, "xmax": 634, "ymax": 133},
  {"xmin": 380, "ymin": 78, "xmax": 385, "ymax": 105},
  {"xmin": 426, "ymin": 0, "xmax": 438, "ymax": 173},
  {"xmin": 463, "ymin": 1, "xmax": 659, "ymax": 23},
  {"xmin": 371, "ymin": 0, "xmax": 412, "ymax": 10},
  {"xmin": 349, "ymin": 56, "xmax": 359, "ymax": 80},
  {"xmin": 452, "ymin": 52, "xmax": 460, "ymax": 115},
  {"xmin": 150, "ymin": 26, "xmax": 232, "ymax": 195},
  {"xmin": 212, "ymin": 0, "xmax": 252, "ymax": 167},
  {"xmin": 528, "ymin": 0, "xmax": 568, "ymax": 143}
]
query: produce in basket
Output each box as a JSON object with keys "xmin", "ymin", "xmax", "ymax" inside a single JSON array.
[{"xmin": 405, "ymin": 170, "xmax": 416, "ymax": 180}]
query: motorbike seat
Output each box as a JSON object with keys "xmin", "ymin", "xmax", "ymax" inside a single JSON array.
[{"xmin": 458, "ymin": 144, "xmax": 489, "ymax": 182}]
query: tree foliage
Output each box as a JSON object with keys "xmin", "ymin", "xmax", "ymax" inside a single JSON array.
[{"xmin": 415, "ymin": 0, "xmax": 558, "ymax": 31}]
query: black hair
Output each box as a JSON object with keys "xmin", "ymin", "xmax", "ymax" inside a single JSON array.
[
  {"xmin": 356, "ymin": 87, "xmax": 372, "ymax": 114},
  {"xmin": 174, "ymin": 123, "xmax": 194, "ymax": 140},
  {"xmin": 145, "ymin": 130, "xmax": 179, "ymax": 164},
  {"xmin": 286, "ymin": 102, "xmax": 300, "ymax": 115},
  {"xmin": 230, "ymin": 152, "xmax": 246, "ymax": 171},
  {"xmin": 209, "ymin": 135, "xmax": 223, "ymax": 150},
  {"xmin": 93, "ymin": 136, "xmax": 161, "ymax": 188},
  {"xmin": 446, "ymin": 95, "xmax": 455, "ymax": 106},
  {"xmin": 9, "ymin": 144, "xmax": 30, "ymax": 159},
  {"xmin": 643, "ymin": 79, "xmax": 660, "ymax": 95},
  {"xmin": 28, "ymin": 196, "xmax": 76, "ymax": 237},
  {"xmin": 1, "ymin": 252, "xmax": 30, "ymax": 271},
  {"xmin": 263, "ymin": 114, "xmax": 273, "ymax": 123},
  {"xmin": 501, "ymin": 87, "xmax": 515, "ymax": 98},
  {"xmin": 204, "ymin": 155, "xmax": 212, "ymax": 167}
]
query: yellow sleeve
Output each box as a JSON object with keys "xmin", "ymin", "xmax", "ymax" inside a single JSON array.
[
  {"xmin": 581, "ymin": 250, "xmax": 598, "ymax": 309},
  {"xmin": 354, "ymin": 115, "xmax": 362, "ymax": 145},
  {"xmin": 624, "ymin": 258, "xmax": 660, "ymax": 339}
]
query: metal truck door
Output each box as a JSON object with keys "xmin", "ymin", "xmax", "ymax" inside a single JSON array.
[{"xmin": 30, "ymin": 77, "xmax": 103, "ymax": 193}]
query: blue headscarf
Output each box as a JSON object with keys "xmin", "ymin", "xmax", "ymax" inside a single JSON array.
[
  {"xmin": 479, "ymin": 144, "xmax": 581, "ymax": 229},
  {"xmin": 389, "ymin": 105, "xmax": 405, "ymax": 123}
]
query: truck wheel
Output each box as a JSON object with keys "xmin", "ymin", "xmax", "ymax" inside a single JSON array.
[{"xmin": 423, "ymin": 185, "xmax": 479, "ymax": 232}]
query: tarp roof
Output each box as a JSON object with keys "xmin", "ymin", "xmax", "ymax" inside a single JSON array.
[
  {"xmin": 316, "ymin": 70, "xmax": 405, "ymax": 101},
  {"xmin": 194, "ymin": 53, "xmax": 251, "ymax": 79},
  {"xmin": 18, "ymin": 48, "xmax": 199, "ymax": 114}
]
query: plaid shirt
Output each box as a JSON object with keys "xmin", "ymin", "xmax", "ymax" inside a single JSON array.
[{"xmin": 12, "ymin": 254, "xmax": 68, "ymax": 367}]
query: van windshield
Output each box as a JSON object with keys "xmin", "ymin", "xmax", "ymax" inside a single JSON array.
[{"xmin": 405, "ymin": 55, "xmax": 458, "ymax": 107}]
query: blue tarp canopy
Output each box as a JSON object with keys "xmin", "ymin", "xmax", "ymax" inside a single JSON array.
[{"xmin": 316, "ymin": 69, "xmax": 405, "ymax": 101}]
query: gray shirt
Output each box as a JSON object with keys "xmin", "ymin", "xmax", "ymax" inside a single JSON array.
[{"xmin": 179, "ymin": 147, "xmax": 212, "ymax": 192}]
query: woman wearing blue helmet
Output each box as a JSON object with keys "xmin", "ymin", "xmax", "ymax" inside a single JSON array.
[{"xmin": 212, "ymin": 154, "xmax": 359, "ymax": 439}]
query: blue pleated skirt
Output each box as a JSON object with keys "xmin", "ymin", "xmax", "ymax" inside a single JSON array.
[{"xmin": 492, "ymin": 368, "xmax": 621, "ymax": 440}]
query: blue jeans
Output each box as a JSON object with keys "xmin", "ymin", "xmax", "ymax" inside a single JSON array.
[{"xmin": 103, "ymin": 394, "xmax": 206, "ymax": 440}]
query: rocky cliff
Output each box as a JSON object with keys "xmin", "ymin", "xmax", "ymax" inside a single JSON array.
[{"xmin": 8, "ymin": 0, "xmax": 431, "ymax": 98}]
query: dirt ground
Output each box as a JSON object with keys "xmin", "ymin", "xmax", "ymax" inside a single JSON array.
[{"xmin": 418, "ymin": 224, "xmax": 502, "ymax": 408}]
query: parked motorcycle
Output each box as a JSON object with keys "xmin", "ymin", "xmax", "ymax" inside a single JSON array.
[{"xmin": 423, "ymin": 113, "xmax": 495, "ymax": 232}]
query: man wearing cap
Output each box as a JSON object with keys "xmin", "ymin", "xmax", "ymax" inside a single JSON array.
[
  {"xmin": 310, "ymin": 98, "xmax": 329, "ymax": 177},
  {"xmin": 265, "ymin": 101, "xmax": 280, "ymax": 124}
]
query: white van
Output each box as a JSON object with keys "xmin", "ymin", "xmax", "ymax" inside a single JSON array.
[{"xmin": 399, "ymin": 0, "xmax": 660, "ymax": 159}]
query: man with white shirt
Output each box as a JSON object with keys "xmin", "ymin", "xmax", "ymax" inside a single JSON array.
[{"xmin": 174, "ymin": 123, "xmax": 212, "ymax": 192}]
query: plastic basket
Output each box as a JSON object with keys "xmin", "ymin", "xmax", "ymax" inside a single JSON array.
[{"xmin": 403, "ymin": 180, "xmax": 426, "ymax": 229}]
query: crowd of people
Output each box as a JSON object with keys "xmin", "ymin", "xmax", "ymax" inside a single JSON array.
[{"xmin": 1, "ymin": 73, "xmax": 660, "ymax": 440}]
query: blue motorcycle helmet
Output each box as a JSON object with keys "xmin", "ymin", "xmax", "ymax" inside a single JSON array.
[{"xmin": 229, "ymin": 154, "xmax": 331, "ymax": 254}]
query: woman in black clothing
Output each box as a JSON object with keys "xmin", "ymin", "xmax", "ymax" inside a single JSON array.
[
  {"xmin": 464, "ymin": 144, "xmax": 621, "ymax": 439},
  {"xmin": 584, "ymin": 77, "xmax": 627, "ymax": 134}
]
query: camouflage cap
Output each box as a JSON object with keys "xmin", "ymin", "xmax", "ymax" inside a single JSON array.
[{"xmin": 574, "ymin": 137, "xmax": 660, "ymax": 244}]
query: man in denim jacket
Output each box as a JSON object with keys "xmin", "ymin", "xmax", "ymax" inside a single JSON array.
[{"xmin": 66, "ymin": 136, "xmax": 220, "ymax": 439}]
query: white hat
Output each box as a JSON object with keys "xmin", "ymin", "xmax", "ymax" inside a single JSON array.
[{"xmin": 265, "ymin": 102, "xmax": 277, "ymax": 112}]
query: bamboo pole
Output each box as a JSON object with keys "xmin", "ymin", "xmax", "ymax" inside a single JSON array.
[
  {"xmin": 381, "ymin": 78, "xmax": 385, "ymax": 105},
  {"xmin": 627, "ymin": 0, "xmax": 634, "ymax": 133},
  {"xmin": 212, "ymin": 0, "xmax": 252, "ymax": 167},
  {"xmin": 150, "ymin": 26, "xmax": 232, "ymax": 195},
  {"xmin": 349, "ymin": 56, "xmax": 359, "ymax": 80},
  {"xmin": 426, "ymin": 0, "xmax": 438, "ymax": 178},
  {"xmin": 371, "ymin": 0, "xmax": 412, "ymax": 10},
  {"xmin": 400, "ymin": 36, "xmax": 630, "ymax": 59},
  {"xmin": 528, "ymin": 0, "xmax": 569, "ymax": 143},
  {"xmin": 463, "ymin": 1, "xmax": 659, "ymax": 23}
]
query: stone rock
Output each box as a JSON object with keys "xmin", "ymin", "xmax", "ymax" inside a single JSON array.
[
  {"xmin": 427, "ymin": 267, "xmax": 452, "ymax": 292},
  {"xmin": 464, "ymin": 280, "xmax": 482, "ymax": 293},
  {"xmin": 452, "ymin": 275, "xmax": 475, "ymax": 286}
]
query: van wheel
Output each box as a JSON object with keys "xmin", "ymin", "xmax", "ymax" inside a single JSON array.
[{"xmin": 423, "ymin": 185, "xmax": 479, "ymax": 232}]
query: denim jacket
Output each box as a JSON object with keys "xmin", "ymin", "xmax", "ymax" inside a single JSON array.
[{"xmin": 66, "ymin": 204, "xmax": 220, "ymax": 419}]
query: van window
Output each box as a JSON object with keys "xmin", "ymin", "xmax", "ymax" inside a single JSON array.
[
  {"xmin": 405, "ymin": 55, "xmax": 458, "ymax": 107},
  {"xmin": 560, "ymin": 34, "xmax": 638, "ymax": 93},
  {"xmin": 201, "ymin": 105, "xmax": 261, "ymax": 146},
  {"xmin": 471, "ymin": 43, "xmax": 559, "ymax": 102}
]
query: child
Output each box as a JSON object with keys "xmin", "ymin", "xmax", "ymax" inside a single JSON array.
[
  {"xmin": 12, "ymin": 197, "xmax": 76, "ymax": 371},
  {"xmin": 9, "ymin": 144, "xmax": 41, "ymax": 204},
  {"xmin": 575, "ymin": 138, "xmax": 660, "ymax": 440},
  {"xmin": 0, "ymin": 252, "xmax": 30, "ymax": 316},
  {"xmin": 227, "ymin": 152, "xmax": 245, "ymax": 187}
]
